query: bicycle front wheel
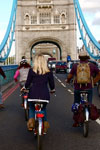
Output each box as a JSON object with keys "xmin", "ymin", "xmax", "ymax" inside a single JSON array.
[
  {"xmin": 83, "ymin": 121, "xmax": 89, "ymax": 137},
  {"xmin": 37, "ymin": 119, "xmax": 43, "ymax": 150}
]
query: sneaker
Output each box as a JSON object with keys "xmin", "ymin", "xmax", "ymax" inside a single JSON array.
[
  {"xmin": 43, "ymin": 121, "xmax": 50, "ymax": 133},
  {"xmin": 27, "ymin": 118, "xmax": 35, "ymax": 131}
]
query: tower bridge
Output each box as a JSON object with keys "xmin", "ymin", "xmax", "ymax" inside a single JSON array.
[
  {"xmin": 15, "ymin": 0, "xmax": 77, "ymax": 63},
  {"xmin": 0, "ymin": 0, "xmax": 100, "ymax": 64}
]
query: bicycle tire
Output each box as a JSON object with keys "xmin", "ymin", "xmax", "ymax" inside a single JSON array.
[
  {"xmin": 83, "ymin": 121, "xmax": 89, "ymax": 137},
  {"xmin": 24, "ymin": 109, "xmax": 29, "ymax": 121},
  {"xmin": 37, "ymin": 127, "xmax": 42, "ymax": 150}
]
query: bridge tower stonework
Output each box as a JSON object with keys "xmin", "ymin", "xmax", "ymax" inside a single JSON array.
[{"xmin": 15, "ymin": 0, "xmax": 77, "ymax": 63}]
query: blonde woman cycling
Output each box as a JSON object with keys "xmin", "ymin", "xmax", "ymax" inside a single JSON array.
[{"xmin": 22, "ymin": 54, "xmax": 55, "ymax": 132}]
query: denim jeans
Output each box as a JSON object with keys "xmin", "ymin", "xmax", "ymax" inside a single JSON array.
[
  {"xmin": 74, "ymin": 89, "xmax": 93, "ymax": 104},
  {"xmin": 29, "ymin": 102, "xmax": 47, "ymax": 121}
]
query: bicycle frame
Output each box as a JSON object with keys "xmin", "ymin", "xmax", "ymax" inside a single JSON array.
[
  {"xmin": 28, "ymin": 99, "xmax": 49, "ymax": 150},
  {"xmin": 28, "ymin": 99, "xmax": 49, "ymax": 135},
  {"xmin": 80, "ymin": 91, "xmax": 90, "ymax": 137},
  {"xmin": 21, "ymin": 90, "xmax": 29, "ymax": 121},
  {"xmin": 35, "ymin": 104, "xmax": 45, "ymax": 135},
  {"xmin": 80, "ymin": 92, "xmax": 89, "ymax": 122}
]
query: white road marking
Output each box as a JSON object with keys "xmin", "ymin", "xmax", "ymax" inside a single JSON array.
[
  {"xmin": 68, "ymin": 89, "xmax": 72, "ymax": 92},
  {"xmin": 58, "ymin": 79, "xmax": 61, "ymax": 83},
  {"xmin": 96, "ymin": 119, "xmax": 100, "ymax": 125},
  {"xmin": 54, "ymin": 75, "xmax": 100, "ymax": 126},
  {"xmin": 61, "ymin": 83, "xmax": 66, "ymax": 87}
]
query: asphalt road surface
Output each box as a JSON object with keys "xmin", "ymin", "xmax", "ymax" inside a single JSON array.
[{"xmin": 0, "ymin": 73, "xmax": 100, "ymax": 150}]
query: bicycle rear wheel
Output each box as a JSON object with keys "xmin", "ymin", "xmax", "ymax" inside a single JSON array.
[
  {"xmin": 83, "ymin": 121, "xmax": 89, "ymax": 137},
  {"xmin": 24, "ymin": 99, "xmax": 29, "ymax": 121},
  {"xmin": 24, "ymin": 109, "xmax": 29, "ymax": 121},
  {"xmin": 37, "ymin": 133, "xmax": 42, "ymax": 150},
  {"xmin": 37, "ymin": 119, "xmax": 43, "ymax": 150}
]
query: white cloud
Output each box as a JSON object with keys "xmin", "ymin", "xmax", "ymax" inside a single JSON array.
[
  {"xmin": 77, "ymin": 0, "xmax": 100, "ymax": 48},
  {"xmin": 80, "ymin": 0, "xmax": 100, "ymax": 12},
  {"xmin": 92, "ymin": 12, "xmax": 100, "ymax": 25}
]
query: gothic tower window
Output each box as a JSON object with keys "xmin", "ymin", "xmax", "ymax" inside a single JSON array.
[
  {"xmin": 61, "ymin": 14, "xmax": 66, "ymax": 24},
  {"xmin": 39, "ymin": 13, "xmax": 51, "ymax": 24},
  {"xmin": 31, "ymin": 16, "xmax": 37, "ymax": 24},
  {"xmin": 24, "ymin": 13, "xmax": 30, "ymax": 25},
  {"xmin": 54, "ymin": 15, "xmax": 60, "ymax": 24}
]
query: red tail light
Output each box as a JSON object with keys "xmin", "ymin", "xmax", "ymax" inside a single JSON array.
[
  {"xmin": 36, "ymin": 113, "xmax": 44, "ymax": 118},
  {"xmin": 24, "ymin": 95, "xmax": 28, "ymax": 99}
]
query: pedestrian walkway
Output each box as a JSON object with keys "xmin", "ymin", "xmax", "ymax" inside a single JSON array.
[{"xmin": 1, "ymin": 80, "xmax": 15, "ymax": 93}]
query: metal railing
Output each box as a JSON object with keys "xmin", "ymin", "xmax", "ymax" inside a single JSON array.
[{"xmin": 0, "ymin": 65, "xmax": 18, "ymax": 86}]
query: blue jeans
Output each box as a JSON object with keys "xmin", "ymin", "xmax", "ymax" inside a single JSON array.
[
  {"xmin": 74, "ymin": 89, "xmax": 93, "ymax": 104},
  {"xmin": 29, "ymin": 102, "xmax": 47, "ymax": 121}
]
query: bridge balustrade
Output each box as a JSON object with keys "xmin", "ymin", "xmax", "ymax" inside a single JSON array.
[{"xmin": 0, "ymin": 65, "xmax": 18, "ymax": 86}]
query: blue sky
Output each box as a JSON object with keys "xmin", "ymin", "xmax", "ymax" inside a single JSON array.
[
  {"xmin": 0, "ymin": 0, "xmax": 13, "ymax": 40},
  {"xmin": 0, "ymin": 0, "xmax": 100, "ymax": 54}
]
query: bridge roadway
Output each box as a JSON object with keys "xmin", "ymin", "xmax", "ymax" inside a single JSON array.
[{"xmin": 0, "ymin": 73, "xmax": 100, "ymax": 150}]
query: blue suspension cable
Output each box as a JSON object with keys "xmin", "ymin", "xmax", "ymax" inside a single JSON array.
[
  {"xmin": 0, "ymin": 0, "xmax": 17, "ymax": 62},
  {"xmin": 73, "ymin": 0, "xmax": 100, "ymax": 59}
]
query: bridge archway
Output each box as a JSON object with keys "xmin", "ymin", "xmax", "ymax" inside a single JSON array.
[{"xmin": 29, "ymin": 38, "xmax": 62, "ymax": 65}]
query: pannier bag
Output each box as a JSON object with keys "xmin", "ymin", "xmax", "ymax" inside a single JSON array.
[
  {"xmin": 73, "ymin": 104, "xmax": 85, "ymax": 124},
  {"xmin": 89, "ymin": 104, "xmax": 99, "ymax": 120}
]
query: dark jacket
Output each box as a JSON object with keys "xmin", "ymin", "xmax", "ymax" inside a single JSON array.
[{"xmin": 25, "ymin": 68, "xmax": 55, "ymax": 100}]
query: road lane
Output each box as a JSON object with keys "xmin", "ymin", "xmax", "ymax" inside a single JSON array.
[{"xmin": 0, "ymin": 74, "xmax": 100, "ymax": 150}]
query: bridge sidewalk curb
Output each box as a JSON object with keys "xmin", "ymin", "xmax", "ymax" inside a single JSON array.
[{"xmin": 1, "ymin": 81, "xmax": 15, "ymax": 93}]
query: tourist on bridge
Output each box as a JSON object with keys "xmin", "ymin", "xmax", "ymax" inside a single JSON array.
[
  {"xmin": 66, "ymin": 51, "xmax": 100, "ymax": 104},
  {"xmin": 21, "ymin": 54, "xmax": 55, "ymax": 132},
  {"xmin": 14, "ymin": 56, "xmax": 31, "ymax": 106},
  {"xmin": 66, "ymin": 51, "xmax": 100, "ymax": 126},
  {"xmin": 0, "ymin": 67, "xmax": 6, "ymax": 108}
]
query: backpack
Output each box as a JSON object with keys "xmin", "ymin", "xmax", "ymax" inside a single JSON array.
[{"xmin": 76, "ymin": 63, "xmax": 91, "ymax": 85}]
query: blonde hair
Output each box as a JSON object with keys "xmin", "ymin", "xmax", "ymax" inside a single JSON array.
[{"xmin": 33, "ymin": 54, "xmax": 50, "ymax": 75}]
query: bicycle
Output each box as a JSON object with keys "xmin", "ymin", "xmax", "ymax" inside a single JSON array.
[
  {"xmin": 79, "ymin": 91, "xmax": 90, "ymax": 137},
  {"xmin": 28, "ymin": 99, "xmax": 49, "ymax": 150},
  {"xmin": 20, "ymin": 89, "xmax": 29, "ymax": 121}
]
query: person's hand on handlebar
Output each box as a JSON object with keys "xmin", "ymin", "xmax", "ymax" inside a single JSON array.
[
  {"xmin": 50, "ymin": 89, "xmax": 56, "ymax": 94},
  {"xmin": 20, "ymin": 86, "xmax": 26, "ymax": 92}
]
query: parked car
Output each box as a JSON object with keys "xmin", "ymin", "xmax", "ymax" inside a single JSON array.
[
  {"xmin": 55, "ymin": 61, "xmax": 67, "ymax": 73},
  {"xmin": 48, "ymin": 60, "xmax": 57, "ymax": 70}
]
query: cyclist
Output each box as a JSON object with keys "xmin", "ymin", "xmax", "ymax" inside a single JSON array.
[
  {"xmin": 21, "ymin": 54, "xmax": 55, "ymax": 132},
  {"xmin": 66, "ymin": 51, "xmax": 100, "ymax": 126},
  {"xmin": 14, "ymin": 57, "xmax": 31, "ymax": 106}
]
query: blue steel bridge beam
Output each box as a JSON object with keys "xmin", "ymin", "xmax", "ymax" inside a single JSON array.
[
  {"xmin": 73, "ymin": 0, "xmax": 100, "ymax": 59},
  {"xmin": 0, "ymin": 0, "xmax": 17, "ymax": 62}
]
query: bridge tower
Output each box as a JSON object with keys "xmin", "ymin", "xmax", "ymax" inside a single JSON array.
[{"xmin": 15, "ymin": 0, "xmax": 77, "ymax": 64}]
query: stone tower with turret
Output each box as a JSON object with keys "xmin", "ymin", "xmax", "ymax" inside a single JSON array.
[{"xmin": 15, "ymin": 0, "xmax": 77, "ymax": 63}]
